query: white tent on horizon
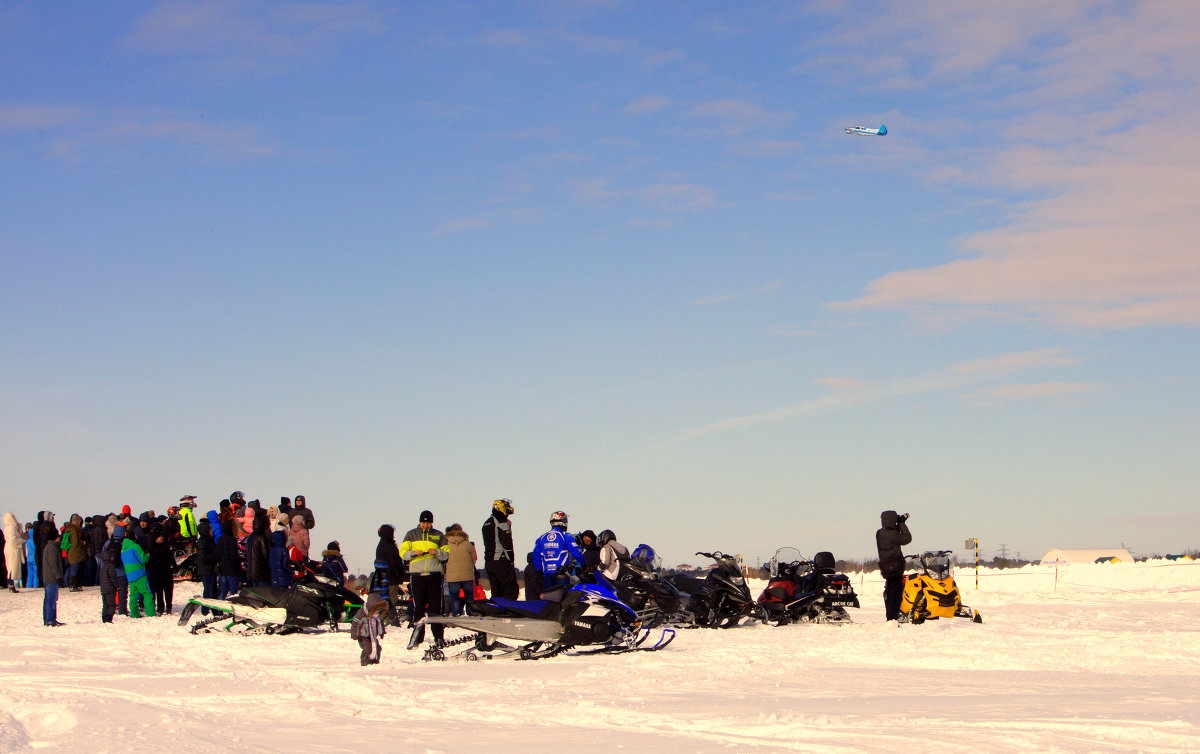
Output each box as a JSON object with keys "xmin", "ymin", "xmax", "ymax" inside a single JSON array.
[{"xmin": 1041, "ymin": 547, "xmax": 1134, "ymax": 564}]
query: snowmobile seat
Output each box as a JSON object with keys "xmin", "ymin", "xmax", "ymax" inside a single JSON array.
[
  {"xmin": 813, "ymin": 551, "xmax": 836, "ymax": 575},
  {"xmin": 484, "ymin": 597, "xmax": 560, "ymax": 620},
  {"xmin": 232, "ymin": 586, "xmax": 291, "ymax": 609}
]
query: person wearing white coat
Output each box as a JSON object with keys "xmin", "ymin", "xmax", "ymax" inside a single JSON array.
[{"xmin": 3, "ymin": 512, "xmax": 27, "ymax": 593}]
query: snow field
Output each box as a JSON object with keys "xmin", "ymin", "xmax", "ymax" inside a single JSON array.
[{"xmin": 1, "ymin": 560, "xmax": 1197, "ymax": 753}]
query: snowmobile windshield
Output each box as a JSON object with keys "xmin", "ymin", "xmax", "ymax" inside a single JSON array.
[
  {"xmin": 769, "ymin": 548, "xmax": 804, "ymax": 578},
  {"xmin": 921, "ymin": 553, "xmax": 952, "ymax": 579}
]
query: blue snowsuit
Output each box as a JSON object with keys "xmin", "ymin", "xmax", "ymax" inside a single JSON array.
[
  {"xmin": 269, "ymin": 530, "xmax": 292, "ymax": 588},
  {"xmin": 532, "ymin": 528, "xmax": 586, "ymax": 589}
]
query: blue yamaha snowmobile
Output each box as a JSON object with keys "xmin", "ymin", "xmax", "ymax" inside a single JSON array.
[{"xmin": 414, "ymin": 572, "xmax": 675, "ymax": 661}]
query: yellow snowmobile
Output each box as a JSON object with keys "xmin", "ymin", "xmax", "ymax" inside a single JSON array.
[{"xmin": 899, "ymin": 551, "xmax": 982, "ymax": 624}]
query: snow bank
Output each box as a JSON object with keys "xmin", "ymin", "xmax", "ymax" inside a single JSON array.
[{"xmin": 2, "ymin": 560, "xmax": 1197, "ymax": 753}]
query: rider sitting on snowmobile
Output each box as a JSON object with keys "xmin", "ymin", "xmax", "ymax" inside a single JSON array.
[
  {"xmin": 533, "ymin": 511, "xmax": 587, "ymax": 589},
  {"xmin": 597, "ymin": 530, "xmax": 629, "ymax": 581}
]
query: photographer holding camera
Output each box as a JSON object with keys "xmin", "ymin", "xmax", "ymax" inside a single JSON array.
[{"xmin": 876, "ymin": 510, "xmax": 912, "ymax": 621}]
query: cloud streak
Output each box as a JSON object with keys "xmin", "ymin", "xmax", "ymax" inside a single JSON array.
[{"xmin": 667, "ymin": 348, "xmax": 1085, "ymax": 443}]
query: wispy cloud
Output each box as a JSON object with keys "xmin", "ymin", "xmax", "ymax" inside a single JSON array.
[
  {"xmin": 5, "ymin": 102, "xmax": 273, "ymax": 161},
  {"xmin": 690, "ymin": 280, "xmax": 784, "ymax": 307},
  {"xmin": 667, "ymin": 348, "xmax": 1085, "ymax": 443},
  {"xmin": 959, "ymin": 381, "xmax": 1101, "ymax": 406},
  {"xmin": 0, "ymin": 104, "xmax": 85, "ymax": 129},
  {"xmin": 124, "ymin": 0, "xmax": 386, "ymax": 80}
]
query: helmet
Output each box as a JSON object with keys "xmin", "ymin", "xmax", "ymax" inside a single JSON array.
[
  {"xmin": 598, "ymin": 529, "xmax": 616, "ymax": 546},
  {"xmin": 493, "ymin": 498, "xmax": 514, "ymax": 516},
  {"xmin": 550, "ymin": 511, "xmax": 568, "ymax": 529},
  {"xmin": 230, "ymin": 491, "xmax": 245, "ymax": 505}
]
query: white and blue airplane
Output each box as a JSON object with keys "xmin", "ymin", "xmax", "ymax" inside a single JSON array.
[{"xmin": 844, "ymin": 124, "xmax": 887, "ymax": 136}]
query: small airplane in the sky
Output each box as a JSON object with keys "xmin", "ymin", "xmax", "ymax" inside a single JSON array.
[{"xmin": 844, "ymin": 124, "xmax": 887, "ymax": 136}]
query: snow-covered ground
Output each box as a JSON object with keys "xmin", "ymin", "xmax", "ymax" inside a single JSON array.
[{"xmin": 2, "ymin": 560, "xmax": 1197, "ymax": 753}]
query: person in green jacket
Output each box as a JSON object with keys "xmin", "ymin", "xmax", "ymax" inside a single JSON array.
[{"xmin": 120, "ymin": 529, "xmax": 156, "ymax": 618}]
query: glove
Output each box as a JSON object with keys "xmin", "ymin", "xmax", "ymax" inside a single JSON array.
[{"xmin": 899, "ymin": 513, "xmax": 910, "ymax": 522}]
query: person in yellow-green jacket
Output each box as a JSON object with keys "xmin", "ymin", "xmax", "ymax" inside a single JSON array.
[{"xmin": 400, "ymin": 510, "xmax": 449, "ymax": 648}]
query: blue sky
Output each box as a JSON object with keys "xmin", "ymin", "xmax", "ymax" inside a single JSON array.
[{"xmin": 3, "ymin": 1, "xmax": 1197, "ymax": 571}]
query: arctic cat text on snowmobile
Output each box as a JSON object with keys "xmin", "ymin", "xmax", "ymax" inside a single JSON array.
[
  {"xmin": 666, "ymin": 551, "xmax": 759, "ymax": 628},
  {"xmin": 177, "ymin": 565, "xmax": 363, "ymax": 635},
  {"xmin": 756, "ymin": 548, "xmax": 860, "ymax": 625},
  {"xmin": 414, "ymin": 572, "xmax": 674, "ymax": 661},
  {"xmin": 900, "ymin": 550, "xmax": 982, "ymax": 624}
]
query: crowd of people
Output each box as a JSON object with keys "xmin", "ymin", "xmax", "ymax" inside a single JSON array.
[
  {"xmin": 370, "ymin": 499, "xmax": 633, "ymax": 649},
  {"xmin": 2, "ymin": 494, "xmax": 636, "ymax": 640},
  {"xmin": 0, "ymin": 493, "xmax": 341, "ymax": 627}
]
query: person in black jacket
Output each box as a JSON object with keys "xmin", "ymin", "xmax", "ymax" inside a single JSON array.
[
  {"xmin": 522, "ymin": 551, "xmax": 543, "ymax": 600},
  {"xmin": 375, "ymin": 524, "xmax": 406, "ymax": 625},
  {"xmin": 482, "ymin": 498, "xmax": 518, "ymax": 600},
  {"xmin": 576, "ymin": 530, "xmax": 601, "ymax": 572},
  {"xmin": 247, "ymin": 514, "xmax": 271, "ymax": 587},
  {"xmin": 147, "ymin": 520, "xmax": 174, "ymax": 614},
  {"xmin": 876, "ymin": 510, "xmax": 913, "ymax": 621},
  {"xmin": 216, "ymin": 518, "xmax": 241, "ymax": 598},
  {"xmin": 195, "ymin": 519, "xmax": 219, "ymax": 614}
]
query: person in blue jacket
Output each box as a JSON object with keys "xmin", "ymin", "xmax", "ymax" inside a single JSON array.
[
  {"xmin": 269, "ymin": 529, "xmax": 292, "ymax": 588},
  {"xmin": 532, "ymin": 511, "xmax": 587, "ymax": 590},
  {"xmin": 205, "ymin": 510, "xmax": 222, "ymax": 542},
  {"xmin": 24, "ymin": 524, "xmax": 38, "ymax": 588}
]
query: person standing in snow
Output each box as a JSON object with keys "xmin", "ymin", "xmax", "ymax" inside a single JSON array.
[
  {"xmin": 351, "ymin": 593, "xmax": 388, "ymax": 666},
  {"xmin": 443, "ymin": 524, "xmax": 476, "ymax": 617},
  {"xmin": 195, "ymin": 518, "xmax": 219, "ymax": 611},
  {"xmin": 533, "ymin": 511, "xmax": 586, "ymax": 590},
  {"xmin": 876, "ymin": 510, "xmax": 913, "ymax": 621},
  {"xmin": 3, "ymin": 512, "xmax": 25, "ymax": 593},
  {"xmin": 216, "ymin": 519, "xmax": 241, "ymax": 600},
  {"xmin": 25, "ymin": 523, "xmax": 38, "ymax": 588},
  {"xmin": 99, "ymin": 527, "xmax": 123, "ymax": 623},
  {"xmin": 375, "ymin": 524, "xmax": 407, "ymax": 626},
  {"xmin": 482, "ymin": 498, "xmax": 518, "ymax": 600},
  {"xmin": 42, "ymin": 527, "xmax": 65, "ymax": 626},
  {"xmin": 401, "ymin": 510, "xmax": 449, "ymax": 648},
  {"xmin": 269, "ymin": 528, "xmax": 292, "ymax": 588},
  {"xmin": 121, "ymin": 524, "xmax": 156, "ymax": 618}
]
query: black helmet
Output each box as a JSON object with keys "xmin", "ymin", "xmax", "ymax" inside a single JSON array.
[
  {"xmin": 493, "ymin": 498, "xmax": 514, "ymax": 516},
  {"xmin": 550, "ymin": 511, "xmax": 568, "ymax": 530},
  {"xmin": 598, "ymin": 529, "xmax": 616, "ymax": 546},
  {"xmin": 230, "ymin": 491, "xmax": 245, "ymax": 505}
]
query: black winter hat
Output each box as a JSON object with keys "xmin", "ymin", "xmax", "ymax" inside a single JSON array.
[
  {"xmin": 419, "ymin": 510, "xmax": 434, "ymax": 523},
  {"xmin": 327, "ymin": 541, "xmax": 340, "ymax": 551}
]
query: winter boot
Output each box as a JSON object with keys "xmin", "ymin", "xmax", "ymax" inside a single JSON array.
[{"xmin": 406, "ymin": 624, "xmax": 425, "ymax": 650}]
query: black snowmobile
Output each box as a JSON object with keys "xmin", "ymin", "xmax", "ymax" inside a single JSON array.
[
  {"xmin": 756, "ymin": 548, "xmax": 860, "ymax": 625},
  {"xmin": 178, "ymin": 564, "xmax": 363, "ymax": 635},
  {"xmin": 666, "ymin": 551, "xmax": 760, "ymax": 628},
  {"xmin": 414, "ymin": 572, "xmax": 675, "ymax": 661},
  {"xmin": 612, "ymin": 545, "xmax": 690, "ymax": 628}
]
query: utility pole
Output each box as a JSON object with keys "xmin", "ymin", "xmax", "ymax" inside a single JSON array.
[{"xmin": 998, "ymin": 543, "xmax": 1009, "ymax": 560}]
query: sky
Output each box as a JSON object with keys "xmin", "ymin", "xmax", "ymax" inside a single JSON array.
[{"xmin": 2, "ymin": 1, "xmax": 1197, "ymax": 571}]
